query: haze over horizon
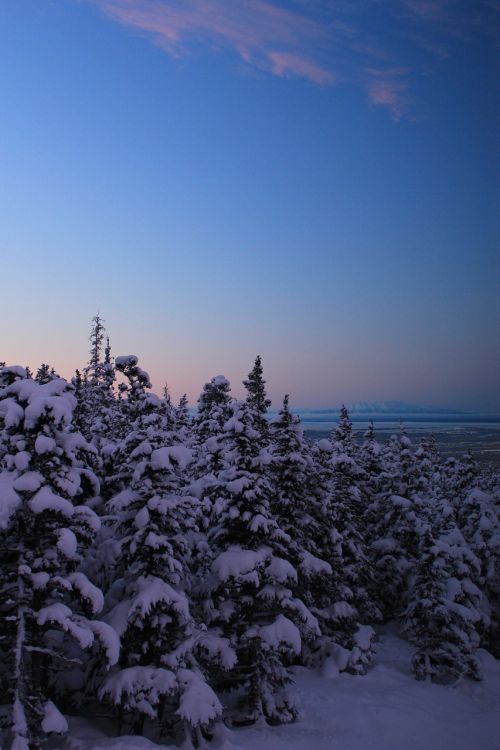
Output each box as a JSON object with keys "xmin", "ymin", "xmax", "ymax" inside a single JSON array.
[{"xmin": 1, "ymin": 1, "xmax": 498, "ymax": 413}]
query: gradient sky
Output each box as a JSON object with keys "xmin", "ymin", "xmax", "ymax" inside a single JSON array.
[{"xmin": 1, "ymin": 0, "xmax": 499, "ymax": 412}]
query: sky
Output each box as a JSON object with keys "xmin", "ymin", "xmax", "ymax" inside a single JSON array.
[{"xmin": 0, "ymin": 0, "xmax": 499, "ymax": 412}]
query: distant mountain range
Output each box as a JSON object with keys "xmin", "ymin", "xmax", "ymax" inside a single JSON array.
[{"xmin": 302, "ymin": 401, "xmax": 465, "ymax": 416}]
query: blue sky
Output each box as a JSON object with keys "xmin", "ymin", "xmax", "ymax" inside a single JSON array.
[{"xmin": 0, "ymin": 0, "xmax": 499, "ymax": 411}]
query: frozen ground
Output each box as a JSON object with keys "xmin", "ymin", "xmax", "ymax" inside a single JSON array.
[{"xmin": 65, "ymin": 626, "xmax": 500, "ymax": 750}]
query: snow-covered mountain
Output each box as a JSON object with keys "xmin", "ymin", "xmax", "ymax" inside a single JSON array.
[
  {"xmin": 347, "ymin": 400, "xmax": 464, "ymax": 415},
  {"xmin": 300, "ymin": 401, "xmax": 464, "ymax": 416}
]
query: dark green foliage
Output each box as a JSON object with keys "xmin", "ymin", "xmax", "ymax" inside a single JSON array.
[{"xmin": 243, "ymin": 355, "xmax": 271, "ymax": 437}]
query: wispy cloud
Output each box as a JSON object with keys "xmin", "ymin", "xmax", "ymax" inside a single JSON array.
[
  {"xmin": 92, "ymin": 0, "xmax": 334, "ymax": 85},
  {"xmin": 365, "ymin": 68, "xmax": 412, "ymax": 122},
  {"xmin": 87, "ymin": 0, "xmax": 498, "ymax": 119}
]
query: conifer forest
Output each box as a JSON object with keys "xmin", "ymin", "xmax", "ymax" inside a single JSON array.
[{"xmin": 1, "ymin": 316, "xmax": 499, "ymax": 750}]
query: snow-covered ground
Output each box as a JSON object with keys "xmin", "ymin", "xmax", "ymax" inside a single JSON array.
[{"xmin": 66, "ymin": 626, "xmax": 500, "ymax": 750}]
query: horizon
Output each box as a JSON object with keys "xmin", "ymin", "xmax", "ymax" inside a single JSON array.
[
  {"xmin": 1, "ymin": 2, "xmax": 499, "ymax": 413},
  {"xmin": 3, "ymin": 342, "xmax": 500, "ymax": 417}
]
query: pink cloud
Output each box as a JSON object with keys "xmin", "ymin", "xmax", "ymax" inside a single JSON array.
[
  {"xmin": 365, "ymin": 68, "xmax": 412, "ymax": 121},
  {"xmin": 87, "ymin": 0, "xmax": 496, "ymax": 119},
  {"xmin": 268, "ymin": 50, "xmax": 335, "ymax": 86},
  {"xmin": 92, "ymin": 0, "xmax": 334, "ymax": 85}
]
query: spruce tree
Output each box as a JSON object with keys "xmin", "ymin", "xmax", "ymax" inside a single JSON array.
[
  {"xmin": 100, "ymin": 358, "xmax": 224, "ymax": 745},
  {"xmin": 243, "ymin": 355, "xmax": 271, "ymax": 438},
  {"xmin": 202, "ymin": 400, "xmax": 319, "ymax": 725},
  {"xmin": 456, "ymin": 488, "xmax": 500, "ymax": 655},
  {"xmin": 192, "ymin": 376, "xmax": 233, "ymax": 514},
  {"xmin": 0, "ymin": 367, "xmax": 117, "ymax": 749},
  {"xmin": 404, "ymin": 512, "xmax": 484, "ymax": 683}
]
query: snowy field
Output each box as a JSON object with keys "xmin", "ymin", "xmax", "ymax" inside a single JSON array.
[{"xmin": 66, "ymin": 627, "xmax": 500, "ymax": 750}]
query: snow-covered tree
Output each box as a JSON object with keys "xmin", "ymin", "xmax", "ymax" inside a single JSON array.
[
  {"xmin": 404, "ymin": 509, "xmax": 485, "ymax": 683},
  {"xmin": 267, "ymin": 396, "xmax": 318, "ymax": 558},
  {"xmin": 0, "ymin": 367, "xmax": 117, "ymax": 750},
  {"xmin": 456, "ymin": 488, "xmax": 500, "ymax": 654},
  {"xmin": 34, "ymin": 364, "xmax": 59, "ymax": 385},
  {"xmin": 202, "ymin": 400, "xmax": 319, "ymax": 725},
  {"xmin": 100, "ymin": 362, "xmax": 224, "ymax": 745},
  {"xmin": 243, "ymin": 355, "xmax": 271, "ymax": 438},
  {"xmin": 74, "ymin": 318, "xmax": 117, "ymax": 446},
  {"xmin": 359, "ymin": 421, "xmax": 384, "ymax": 501},
  {"xmin": 191, "ymin": 376, "xmax": 234, "ymax": 535}
]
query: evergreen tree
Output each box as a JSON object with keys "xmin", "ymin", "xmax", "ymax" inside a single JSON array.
[
  {"xmin": 268, "ymin": 396, "xmax": 317, "ymax": 558},
  {"xmin": 75, "ymin": 318, "xmax": 117, "ymax": 445},
  {"xmin": 404, "ymin": 513, "xmax": 484, "ymax": 683},
  {"xmin": 456, "ymin": 488, "xmax": 500, "ymax": 655},
  {"xmin": 0, "ymin": 367, "xmax": 117, "ymax": 749},
  {"xmin": 413, "ymin": 433, "xmax": 441, "ymax": 499},
  {"xmin": 194, "ymin": 376, "xmax": 232, "ymax": 444},
  {"xmin": 359, "ymin": 421, "xmax": 385, "ymax": 503},
  {"xmin": 369, "ymin": 491, "xmax": 426, "ymax": 620},
  {"xmin": 177, "ymin": 394, "xmax": 190, "ymax": 428},
  {"xmin": 318, "ymin": 408, "xmax": 379, "ymax": 626},
  {"xmin": 102, "ymin": 408, "xmax": 223, "ymax": 745},
  {"xmin": 35, "ymin": 364, "xmax": 59, "ymax": 385},
  {"xmin": 243, "ymin": 355, "xmax": 271, "ymax": 438},
  {"xmin": 202, "ymin": 400, "xmax": 319, "ymax": 725},
  {"xmin": 192, "ymin": 376, "xmax": 233, "ymax": 506},
  {"xmin": 87, "ymin": 314, "xmax": 105, "ymax": 383},
  {"xmin": 331, "ymin": 405, "xmax": 355, "ymax": 456}
]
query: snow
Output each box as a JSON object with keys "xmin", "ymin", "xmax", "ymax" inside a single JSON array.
[
  {"xmin": 22, "ymin": 379, "xmax": 76, "ymax": 428},
  {"xmin": 299, "ymin": 551, "xmax": 332, "ymax": 577},
  {"xmin": 109, "ymin": 488, "xmax": 138, "ymax": 512},
  {"xmin": 29, "ymin": 485, "xmax": 74, "ymax": 517},
  {"xmin": 100, "ymin": 666, "xmax": 177, "ymax": 718},
  {"xmin": 36, "ymin": 603, "xmax": 94, "ymax": 649},
  {"xmin": 259, "ymin": 615, "xmax": 302, "ymax": 654},
  {"xmin": 226, "ymin": 476, "xmax": 251, "ymax": 494},
  {"xmin": 323, "ymin": 644, "xmax": 351, "ymax": 677},
  {"xmin": 31, "ymin": 571, "xmax": 50, "ymax": 589},
  {"xmin": 13, "ymin": 470, "xmax": 42, "ymax": 492},
  {"xmin": 41, "ymin": 700, "xmax": 68, "ymax": 734},
  {"xmin": 115, "ymin": 355, "xmax": 139, "ymax": 367},
  {"xmin": 34, "ymin": 434, "xmax": 56, "ymax": 454},
  {"xmin": 13, "ymin": 451, "xmax": 31, "ymax": 471},
  {"xmin": 1, "ymin": 365, "xmax": 27, "ymax": 380},
  {"xmin": 167, "ymin": 444, "xmax": 194, "ymax": 469},
  {"xmin": 0, "ymin": 397, "xmax": 24, "ymax": 428},
  {"xmin": 74, "ymin": 503, "xmax": 101, "ymax": 532},
  {"xmin": 150, "ymin": 445, "xmax": 193, "ymax": 471},
  {"xmin": 0, "ymin": 471, "xmax": 21, "ymax": 529},
  {"xmin": 5, "ymin": 377, "xmax": 38, "ymax": 402},
  {"xmin": 57, "ymin": 528, "xmax": 78, "ymax": 559},
  {"xmin": 197, "ymin": 632, "xmax": 237, "ymax": 670},
  {"xmin": 391, "ymin": 495, "xmax": 412, "ymax": 508},
  {"xmin": 211, "ymin": 375, "xmax": 230, "ymax": 386},
  {"xmin": 317, "ymin": 438, "xmax": 333, "ymax": 453},
  {"xmin": 128, "ymin": 576, "xmax": 191, "ymax": 621},
  {"xmin": 66, "ymin": 628, "xmax": 500, "ymax": 750},
  {"xmin": 88, "ymin": 620, "xmax": 121, "ymax": 665},
  {"xmin": 176, "ymin": 668, "xmax": 223, "ymax": 727},
  {"xmin": 213, "ymin": 546, "xmax": 272, "ymax": 581},
  {"xmin": 331, "ymin": 601, "xmax": 357, "ymax": 619},
  {"xmin": 267, "ymin": 556, "xmax": 298, "ymax": 583},
  {"xmin": 69, "ymin": 572, "xmax": 105, "ymax": 613},
  {"xmin": 134, "ymin": 505, "xmax": 150, "ymax": 529},
  {"xmin": 130, "ymin": 441, "xmax": 152, "ymax": 459},
  {"xmin": 354, "ymin": 624, "xmax": 375, "ymax": 650}
]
